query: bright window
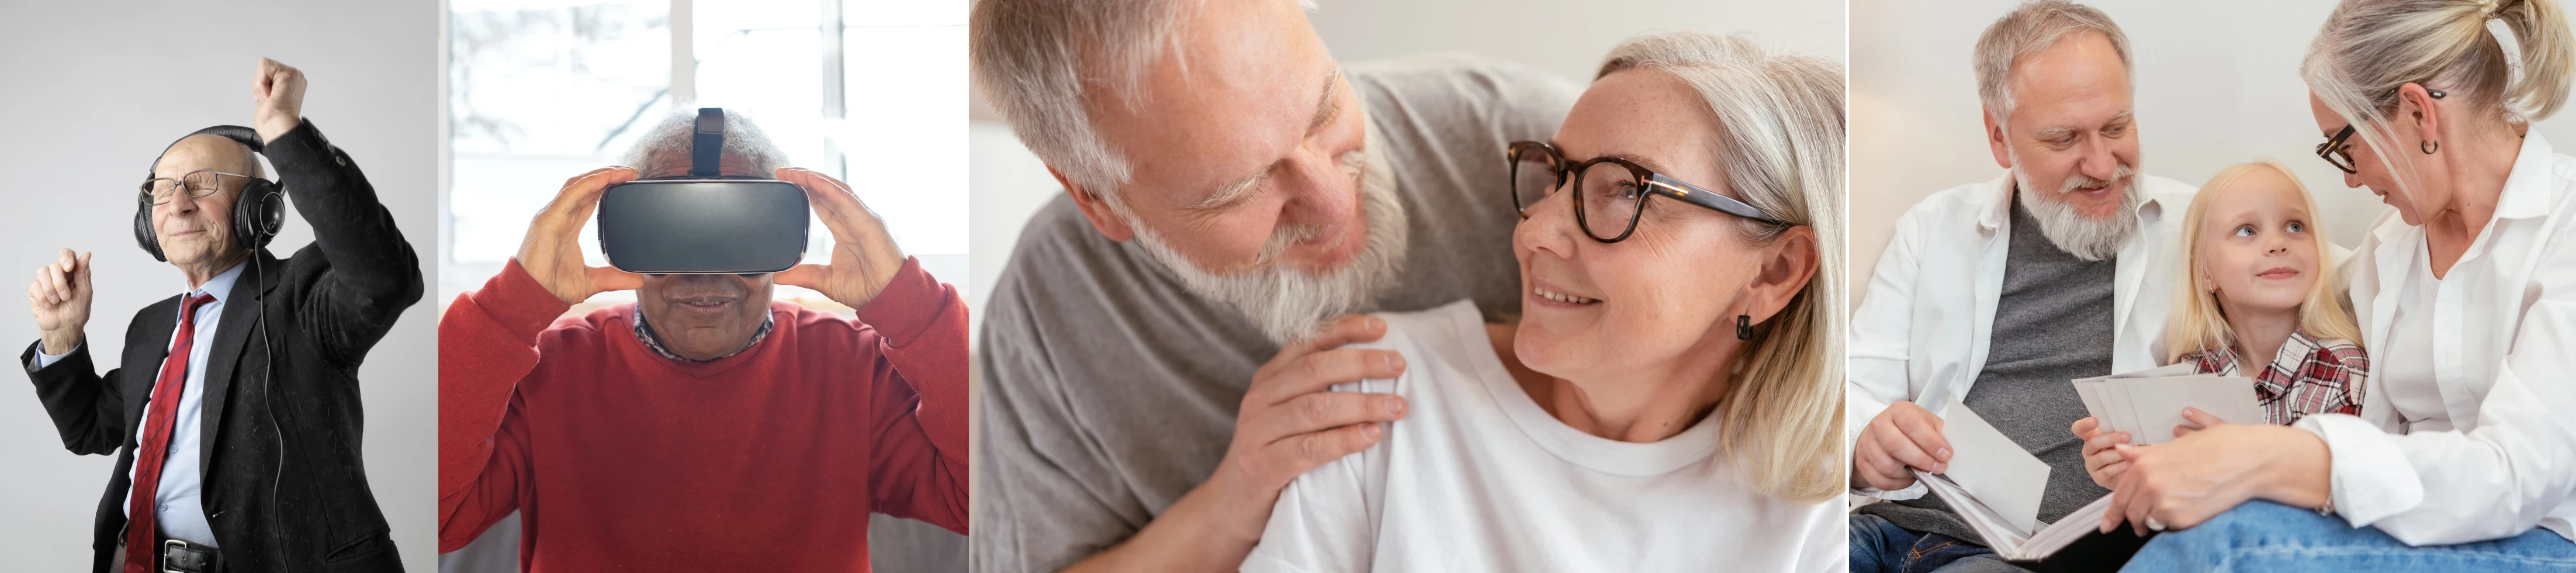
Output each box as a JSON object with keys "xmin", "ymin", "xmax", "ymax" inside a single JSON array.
[{"xmin": 443, "ymin": 0, "xmax": 967, "ymax": 311}]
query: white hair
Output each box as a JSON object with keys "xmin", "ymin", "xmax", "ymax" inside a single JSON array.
[
  {"xmin": 1597, "ymin": 32, "xmax": 1847, "ymax": 504},
  {"xmin": 1973, "ymin": 0, "xmax": 2135, "ymax": 122},
  {"xmin": 968, "ymin": 0, "xmax": 1316, "ymax": 198},
  {"xmin": 1127, "ymin": 147, "xmax": 1406, "ymax": 343},
  {"xmin": 619, "ymin": 109, "xmax": 789, "ymax": 176},
  {"xmin": 2009, "ymin": 144, "xmax": 2141, "ymax": 261}
]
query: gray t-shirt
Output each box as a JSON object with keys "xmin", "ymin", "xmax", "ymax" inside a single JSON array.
[
  {"xmin": 1858, "ymin": 196, "xmax": 2117, "ymax": 546},
  {"xmin": 971, "ymin": 54, "xmax": 1579, "ymax": 573}
]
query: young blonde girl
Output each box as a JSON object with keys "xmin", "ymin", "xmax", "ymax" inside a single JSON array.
[{"xmin": 2165, "ymin": 159, "xmax": 2368, "ymax": 425}]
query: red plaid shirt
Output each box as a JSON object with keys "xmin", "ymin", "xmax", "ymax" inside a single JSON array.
[{"xmin": 2180, "ymin": 330, "xmax": 2369, "ymax": 426}]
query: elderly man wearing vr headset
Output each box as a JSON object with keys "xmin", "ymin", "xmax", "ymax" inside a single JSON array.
[
  {"xmin": 22, "ymin": 58, "xmax": 423, "ymax": 572},
  {"xmin": 435, "ymin": 109, "xmax": 967, "ymax": 571}
]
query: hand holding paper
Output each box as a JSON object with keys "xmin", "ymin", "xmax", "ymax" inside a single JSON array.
[{"xmin": 2069, "ymin": 365, "xmax": 2265, "ymax": 445}]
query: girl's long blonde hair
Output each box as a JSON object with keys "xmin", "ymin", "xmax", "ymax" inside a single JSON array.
[
  {"xmin": 2165, "ymin": 160, "xmax": 2367, "ymax": 364},
  {"xmin": 1598, "ymin": 32, "xmax": 1846, "ymax": 503}
]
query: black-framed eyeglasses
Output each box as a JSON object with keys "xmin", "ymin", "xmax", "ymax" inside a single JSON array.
[
  {"xmin": 2315, "ymin": 125, "xmax": 2359, "ymax": 174},
  {"xmin": 140, "ymin": 168, "xmax": 250, "ymax": 205},
  {"xmin": 2314, "ymin": 88, "xmax": 2443, "ymax": 175},
  {"xmin": 1508, "ymin": 141, "xmax": 1786, "ymax": 243}
]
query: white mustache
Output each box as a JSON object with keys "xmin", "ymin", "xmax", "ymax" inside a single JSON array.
[{"xmin": 2055, "ymin": 163, "xmax": 2136, "ymax": 194}]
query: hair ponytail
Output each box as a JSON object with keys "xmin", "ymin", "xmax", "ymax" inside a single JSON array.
[
  {"xmin": 2498, "ymin": 0, "xmax": 2575, "ymax": 119},
  {"xmin": 2303, "ymin": 0, "xmax": 2576, "ymax": 198}
]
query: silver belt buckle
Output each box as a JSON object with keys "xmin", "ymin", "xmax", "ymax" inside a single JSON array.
[
  {"xmin": 157, "ymin": 539, "xmax": 213, "ymax": 573},
  {"xmin": 160, "ymin": 539, "xmax": 187, "ymax": 573}
]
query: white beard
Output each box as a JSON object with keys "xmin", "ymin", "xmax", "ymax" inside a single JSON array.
[
  {"xmin": 1130, "ymin": 149, "xmax": 1410, "ymax": 343},
  {"xmin": 2010, "ymin": 148, "xmax": 2142, "ymax": 262}
]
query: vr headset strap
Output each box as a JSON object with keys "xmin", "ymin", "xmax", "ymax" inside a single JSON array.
[{"xmin": 691, "ymin": 108, "xmax": 724, "ymax": 178}]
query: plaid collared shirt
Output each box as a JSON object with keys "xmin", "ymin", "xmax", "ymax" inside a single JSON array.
[
  {"xmin": 2181, "ymin": 330, "xmax": 2368, "ymax": 426},
  {"xmin": 632, "ymin": 305, "xmax": 775, "ymax": 363}
]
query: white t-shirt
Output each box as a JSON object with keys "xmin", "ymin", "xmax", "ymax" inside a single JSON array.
[{"xmin": 1241, "ymin": 300, "xmax": 1844, "ymax": 573}]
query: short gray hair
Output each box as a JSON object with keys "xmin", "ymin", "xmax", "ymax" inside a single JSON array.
[
  {"xmin": 619, "ymin": 109, "xmax": 790, "ymax": 177},
  {"xmin": 1973, "ymin": 0, "xmax": 2134, "ymax": 121},
  {"xmin": 969, "ymin": 0, "xmax": 1315, "ymax": 198}
]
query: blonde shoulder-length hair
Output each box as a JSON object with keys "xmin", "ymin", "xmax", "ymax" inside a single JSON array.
[
  {"xmin": 2165, "ymin": 159, "xmax": 2367, "ymax": 364},
  {"xmin": 1598, "ymin": 32, "xmax": 1846, "ymax": 503}
]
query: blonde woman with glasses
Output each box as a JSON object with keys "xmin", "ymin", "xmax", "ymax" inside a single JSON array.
[
  {"xmin": 2105, "ymin": 1, "xmax": 2576, "ymax": 570},
  {"xmin": 1236, "ymin": 32, "xmax": 1846, "ymax": 572}
]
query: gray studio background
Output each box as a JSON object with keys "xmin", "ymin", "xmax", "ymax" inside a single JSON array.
[
  {"xmin": 1851, "ymin": 0, "xmax": 2576, "ymax": 307},
  {"xmin": 0, "ymin": 1, "xmax": 441, "ymax": 571}
]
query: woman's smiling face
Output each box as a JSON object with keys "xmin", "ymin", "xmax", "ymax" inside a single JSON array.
[{"xmin": 1511, "ymin": 68, "xmax": 1789, "ymax": 382}]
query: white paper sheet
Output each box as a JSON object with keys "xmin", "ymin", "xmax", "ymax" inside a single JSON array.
[
  {"xmin": 1935, "ymin": 399, "xmax": 2049, "ymax": 533},
  {"xmin": 1915, "ymin": 471, "xmax": 2115, "ymax": 561},
  {"xmin": 2071, "ymin": 366, "xmax": 2266, "ymax": 445}
]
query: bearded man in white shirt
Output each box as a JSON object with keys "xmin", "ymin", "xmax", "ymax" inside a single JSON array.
[{"xmin": 1844, "ymin": 2, "xmax": 2197, "ymax": 571}]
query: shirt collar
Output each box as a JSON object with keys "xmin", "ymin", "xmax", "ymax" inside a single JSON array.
[
  {"xmin": 631, "ymin": 305, "xmax": 776, "ymax": 363},
  {"xmin": 190, "ymin": 259, "xmax": 249, "ymax": 302},
  {"xmin": 2494, "ymin": 132, "xmax": 2556, "ymax": 220}
]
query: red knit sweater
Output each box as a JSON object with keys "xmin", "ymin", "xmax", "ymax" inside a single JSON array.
[{"xmin": 436, "ymin": 257, "xmax": 968, "ymax": 571}]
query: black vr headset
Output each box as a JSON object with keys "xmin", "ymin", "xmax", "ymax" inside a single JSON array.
[
  {"xmin": 136, "ymin": 125, "xmax": 286, "ymax": 262},
  {"xmin": 597, "ymin": 107, "xmax": 812, "ymax": 274}
]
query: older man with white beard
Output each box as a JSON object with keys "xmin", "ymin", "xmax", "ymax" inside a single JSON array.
[
  {"xmin": 1845, "ymin": 2, "xmax": 2198, "ymax": 572},
  {"xmin": 967, "ymin": 0, "xmax": 1575, "ymax": 571}
]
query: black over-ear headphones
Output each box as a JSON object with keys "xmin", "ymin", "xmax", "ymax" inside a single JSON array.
[{"xmin": 136, "ymin": 125, "xmax": 285, "ymax": 262}]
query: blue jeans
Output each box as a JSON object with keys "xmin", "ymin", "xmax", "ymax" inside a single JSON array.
[
  {"xmin": 2122, "ymin": 500, "xmax": 2576, "ymax": 572},
  {"xmin": 1851, "ymin": 514, "xmax": 2026, "ymax": 572}
]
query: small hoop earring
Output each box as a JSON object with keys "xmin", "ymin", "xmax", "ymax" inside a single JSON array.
[
  {"xmin": 2422, "ymin": 140, "xmax": 2440, "ymax": 154},
  {"xmin": 1735, "ymin": 315, "xmax": 1755, "ymax": 340}
]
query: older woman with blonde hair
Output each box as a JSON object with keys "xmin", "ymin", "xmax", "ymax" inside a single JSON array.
[
  {"xmin": 1234, "ymin": 31, "xmax": 1846, "ymax": 572},
  {"xmin": 2104, "ymin": 0, "xmax": 2576, "ymax": 570}
]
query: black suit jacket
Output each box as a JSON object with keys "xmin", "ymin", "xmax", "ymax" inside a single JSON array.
[{"xmin": 22, "ymin": 119, "xmax": 421, "ymax": 572}]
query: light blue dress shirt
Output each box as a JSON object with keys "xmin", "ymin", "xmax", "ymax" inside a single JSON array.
[{"xmin": 36, "ymin": 260, "xmax": 242, "ymax": 547}]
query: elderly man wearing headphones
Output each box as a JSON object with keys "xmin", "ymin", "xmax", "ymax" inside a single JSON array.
[{"xmin": 22, "ymin": 58, "xmax": 423, "ymax": 573}]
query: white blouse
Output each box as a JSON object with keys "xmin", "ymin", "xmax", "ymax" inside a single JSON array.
[
  {"xmin": 2374, "ymin": 246, "xmax": 2449, "ymax": 431},
  {"xmin": 2305, "ymin": 132, "xmax": 2576, "ymax": 545}
]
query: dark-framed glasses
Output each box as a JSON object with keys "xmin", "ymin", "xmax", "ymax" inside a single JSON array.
[
  {"xmin": 2315, "ymin": 125, "xmax": 2359, "ymax": 174},
  {"xmin": 1508, "ymin": 140, "xmax": 1786, "ymax": 243},
  {"xmin": 141, "ymin": 168, "xmax": 251, "ymax": 205}
]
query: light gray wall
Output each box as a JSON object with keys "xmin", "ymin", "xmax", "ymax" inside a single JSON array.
[
  {"xmin": 968, "ymin": 0, "xmax": 1849, "ymax": 329},
  {"xmin": 0, "ymin": 1, "xmax": 440, "ymax": 571},
  {"xmin": 1850, "ymin": 0, "xmax": 2576, "ymax": 307}
]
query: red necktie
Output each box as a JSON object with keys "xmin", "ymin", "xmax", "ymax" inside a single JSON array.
[{"xmin": 126, "ymin": 293, "xmax": 214, "ymax": 572}]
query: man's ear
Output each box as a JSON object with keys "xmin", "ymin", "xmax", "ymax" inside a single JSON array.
[
  {"xmin": 1984, "ymin": 108, "xmax": 2014, "ymax": 170},
  {"xmin": 1746, "ymin": 225, "xmax": 1820, "ymax": 325},
  {"xmin": 1052, "ymin": 164, "xmax": 1136, "ymax": 242}
]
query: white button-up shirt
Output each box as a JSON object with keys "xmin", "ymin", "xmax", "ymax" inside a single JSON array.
[
  {"xmin": 1846, "ymin": 171, "xmax": 2198, "ymax": 500},
  {"xmin": 2299, "ymin": 133, "xmax": 2576, "ymax": 545},
  {"xmin": 37, "ymin": 260, "xmax": 241, "ymax": 547}
]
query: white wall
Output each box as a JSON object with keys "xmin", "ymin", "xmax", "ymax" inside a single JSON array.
[
  {"xmin": 0, "ymin": 2, "xmax": 441, "ymax": 571},
  {"xmin": 1850, "ymin": 0, "xmax": 2576, "ymax": 307},
  {"xmin": 967, "ymin": 0, "xmax": 1850, "ymax": 334}
]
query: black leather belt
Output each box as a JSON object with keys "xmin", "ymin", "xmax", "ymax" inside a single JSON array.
[{"xmin": 159, "ymin": 538, "xmax": 221, "ymax": 573}]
